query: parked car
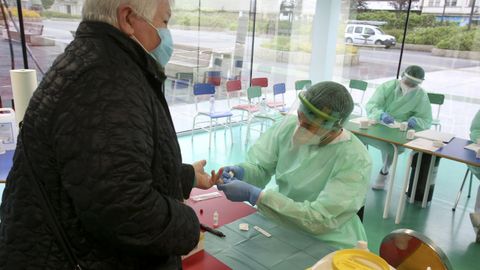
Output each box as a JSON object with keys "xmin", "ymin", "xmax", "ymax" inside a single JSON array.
[{"xmin": 345, "ymin": 24, "xmax": 396, "ymax": 48}]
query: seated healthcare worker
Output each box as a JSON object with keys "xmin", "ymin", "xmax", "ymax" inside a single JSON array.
[
  {"xmin": 217, "ymin": 81, "xmax": 372, "ymax": 249},
  {"xmin": 365, "ymin": 65, "xmax": 432, "ymax": 190},
  {"xmin": 468, "ymin": 110, "xmax": 480, "ymax": 242}
]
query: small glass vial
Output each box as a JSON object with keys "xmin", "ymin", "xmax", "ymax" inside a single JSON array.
[
  {"xmin": 356, "ymin": 240, "xmax": 369, "ymax": 251},
  {"xmin": 213, "ymin": 211, "xmax": 219, "ymax": 227}
]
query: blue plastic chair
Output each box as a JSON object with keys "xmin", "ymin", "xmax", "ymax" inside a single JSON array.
[
  {"xmin": 267, "ymin": 83, "xmax": 287, "ymax": 112},
  {"xmin": 205, "ymin": 71, "xmax": 222, "ymax": 87},
  {"xmin": 170, "ymin": 72, "xmax": 193, "ymax": 103},
  {"xmin": 192, "ymin": 83, "xmax": 233, "ymax": 148}
]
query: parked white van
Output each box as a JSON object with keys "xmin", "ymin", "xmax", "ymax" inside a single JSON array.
[{"xmin": 345, "ymin": 24, "xmax": 396, "ymax": 48}]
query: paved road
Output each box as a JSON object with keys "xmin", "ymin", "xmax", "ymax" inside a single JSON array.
[
  {"xmin": 2, "ymin": 20, "xmax": 479, "ymax": 97},
  {"xmin": 39, "ymin": 20, "xmax": 480, "ymax": 76}
]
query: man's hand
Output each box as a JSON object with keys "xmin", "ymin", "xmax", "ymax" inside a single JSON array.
[{"xmin": 192, "ymin": 160, "xmax": 223, "ymax": 189}]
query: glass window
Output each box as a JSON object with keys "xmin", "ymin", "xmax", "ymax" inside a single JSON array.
[
  {"xmin": 347, "ymin": 26, "xmax": 354, "ymax": 33},
  {"xmin": 354, "ymin": 26, "xmax": 363, "ymax": 33},
  {"xmin": 364, "ymin": 28, "xmax": 375, "ymax": 35}
]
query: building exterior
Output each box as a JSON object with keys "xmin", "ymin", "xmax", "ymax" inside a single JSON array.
[
  {"xmin": 421, "ymin": 0, "xmax": 479, "ymax": 25},
  {"xmin": 50, "ymin": 0, "xmax": 84, "ymax": 16}
]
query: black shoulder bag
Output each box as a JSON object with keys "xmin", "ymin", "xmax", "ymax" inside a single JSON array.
[{"xmin": 20, "ymin": 129, "xmax": 83, "ymax": 270}]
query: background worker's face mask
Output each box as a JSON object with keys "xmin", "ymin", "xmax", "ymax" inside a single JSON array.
[{"xmin": 399, "ymin": 80, "xmax": 418, "ymax": 96}]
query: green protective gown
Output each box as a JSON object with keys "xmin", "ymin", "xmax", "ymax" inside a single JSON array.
[
  {"xmin": 366, "ymin": 79, "xmax": 433, "ymax": 131},
  {"xmin": 363, "ymin": 79, "xmax": 433, "ymax": 159},
  {"xmin": 239, "ymin": 116, "xmax": 372, "ymax": 249},
  {"xmin": 469, "ymin": 110, "xmax": 480, "ymax": 179}
]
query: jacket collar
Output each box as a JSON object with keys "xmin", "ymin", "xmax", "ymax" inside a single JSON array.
[{"xmin": 74, "ymin": 21, "xmax": 166, "ymax": 83}]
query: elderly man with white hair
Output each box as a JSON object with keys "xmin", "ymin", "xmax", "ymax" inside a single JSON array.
[{"xmin": 0, "ymin": 0, "xmax": 216, "ymax": 269}]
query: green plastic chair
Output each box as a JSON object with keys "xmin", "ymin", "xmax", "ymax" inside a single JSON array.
[
  {"xmin": 349, "ymin": 79, "xmax": 368, "ymax": 116},
  {"xmin": 245, "ymin": 86, "xmax": 277, "ymax": 144},
  {"xmin": 295, "ymin": 80, "xmax": 312, "ymax": 92},
  {"xmin": 427, "ymin": 93, "xmax": 445, "ymax": 131}
]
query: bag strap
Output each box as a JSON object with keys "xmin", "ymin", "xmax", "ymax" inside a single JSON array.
[{"xmin": 20, "ymin": 128, "xmax": 83, "ymax": 270}]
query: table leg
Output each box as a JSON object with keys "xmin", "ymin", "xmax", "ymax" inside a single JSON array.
[
  {"xmin": 422, "ymin": 155, "xmax": 437, "ymax": 208},
  {"xmin": 395, "ymin": 151, "xmax": 414, "ymax": 224},
  {"xmin": 383, "ymin": 143, "xmax": 398, "ymax": 219},
  {"xmin": 409, "ymin": 152, "xmax": 423, "ymax": 204}
]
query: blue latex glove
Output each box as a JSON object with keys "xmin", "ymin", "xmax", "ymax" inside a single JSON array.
[
  {"xmin": 221, "ymin": 166, "xmax": 245, "ymax": 180},
  {"xmin": 217, "ymin": 180, "xmax": 262, "ymax": 206},
  {"xmin": 408, "ymin": 117, "xmax": 417, "ymax": 129},
  {"xmin": 380, "ymin": 112, "xmax": 394, "ymax": 124}
]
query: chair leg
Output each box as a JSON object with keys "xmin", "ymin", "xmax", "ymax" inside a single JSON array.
[
  {"xmin": 228, "ymin": 117, "xmax": 234, "ymax": 144},
  {"xmin": 209, "ymin": 118, "xmax": 213, "ymax": 149},
  {"xmin": 452, "ymin": 169, "xmax": 470, "ymax": 211},
  {"xmin": 191, "ymin": 115, "xmax": 197, "ymax": 142},
  {"xmin": 468, "ymin": 169, "xmax": 473, "ymax": 198},
  {"xmin": 246, "ymin": 118, "xmax": 252, "ymax": 144}
]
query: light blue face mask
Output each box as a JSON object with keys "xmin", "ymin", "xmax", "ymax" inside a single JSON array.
[
  {"xmin": 132, "ymin": 12, "xmax": 174, "ymax": 67},
  {"xmin": 148, "ymin": 26, "xmax": 173, "ymax": 67}
]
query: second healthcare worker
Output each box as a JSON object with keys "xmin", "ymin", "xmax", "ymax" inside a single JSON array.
[{"xmin": 365, "ymin": 65, "xmax": 432, "ymax": 190}]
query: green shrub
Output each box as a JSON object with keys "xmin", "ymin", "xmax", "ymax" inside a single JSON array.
[
  {"xmin": 41, "ymin": 10, "xmax": 80, "ymax": 19},
  {"xmin": 385, "ymin": 28, "xmax": 405, "ymax": 42},
  {"xmin": 355, "ymin": 11, "xmax": 443, "ymax": 29},
  {"xmin": 405, "ymin": 26, "xmax": 461, "ymax": 45},
  {"xmin": 436, "ymin": 30, "xmax": 479, "ymax": 51},
  {"xmin": 261, "ymin": 36, "xmax": 312, "ymax": 53}
]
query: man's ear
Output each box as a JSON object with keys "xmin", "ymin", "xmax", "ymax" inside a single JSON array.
[{"xmin": 117, "ymin": 4, "xmax": 135, "ymax": 36}]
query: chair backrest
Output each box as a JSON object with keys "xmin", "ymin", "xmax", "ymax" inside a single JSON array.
[
  {"xmin": 213, "ymin": 58, "xmax": 222, "ymax": 67},
  {"xmin": 247, "ymin": 86, "xmax": 262, "ymax": 100},
  {"xmin": 194, "ymin": 83, "xmax": 215, "ymax": 96},
  {"xmin": 349, "ymin": 79, "xmax": 368, "ymax": 91},
  {"xmin": 177, "ymin": 72, "xmax": 194, "ymax": 82},
  {"xmin": 273, "ymin": 83, "xmax": 286, "ymax": 95},
  {"xmin": 380, "ymin": 229, "xmax": 453, "ymax": 270},
  {"xmin": 295, "ymin": 80, "xmax": 312, "ymax": 91},
  {"xmin": 205, "ymin": 71, "xmax": 221, "ymax": 86},
  {"xmin": 226, "ymin": 80, "xmax": 242, "ymax": 92},
  {"xmin": 427, "ymin": 93, "xmax": 445, "ymax": 105},
  {"xmin": 349, "ymin": 79, "xmax": 368, "ymax": 105},
  {"xmin": 171, "ymin": 79, "xmax": 189, "ymax": 90},
  {"xmin": 427, "ymin": 93, "xmax": 445, "ymax": 120},
  {"xmin": 235, "ymin": 60, "xmax": 243, "ymax": 68},
  {"xmin": 251, "ymin": 77, "xmax": 268, "ymax": 87}
]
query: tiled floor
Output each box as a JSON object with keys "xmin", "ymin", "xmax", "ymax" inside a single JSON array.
[{"xmin": 0, "ymin": 106, "xmax": 478, "ymax": 269}]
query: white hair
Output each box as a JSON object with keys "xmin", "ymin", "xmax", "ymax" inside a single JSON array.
[{"xmin": 82, "ymin": 0, "xmax": 165, "ymax": 26}]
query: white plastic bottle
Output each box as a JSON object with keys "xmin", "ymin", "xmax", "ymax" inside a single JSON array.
[
  {"xmin": 209, "ymin": 95, "xmax": 215, "ymax": 114},
  {"xmin": 356, "ymin": 240, "xmax": 369, "ymax": 251},
  {"xmin": 0, "ymin": 108, "xmax": 18, "ymax": 151},
  {"xmin": 260, "ymin": 98, "xmax": 267, "ymax": 113},
  {"xmin": 213, "ymin": 211, "xmax": 219, "ymax": 227}
]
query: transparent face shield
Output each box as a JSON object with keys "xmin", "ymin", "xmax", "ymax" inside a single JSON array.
[
  {"xmin": 400, "ymin": 72, "xmax": 423, "ymax": 94},
  {"xmin": 283, "ymin": 91, "xmax": 343, "ymax": 147}
]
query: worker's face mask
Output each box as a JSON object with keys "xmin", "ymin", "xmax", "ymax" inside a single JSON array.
[
  {"xmin": 400, "ymin": 79, "xmax": 418, "ymax": 95},
  {"xmin": 292, "ymin": 125, "xmax": 330, "ymax": 146}
]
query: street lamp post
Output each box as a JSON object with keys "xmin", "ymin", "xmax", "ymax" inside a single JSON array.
[
  {"xmin": 441, "ymin": 0, "xmax": 447, "ymax": 24},
  {"xmin": 468, "ymin": 0, "xmax": 477, "ymax": 30}
]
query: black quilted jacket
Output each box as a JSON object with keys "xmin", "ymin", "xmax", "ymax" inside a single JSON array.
[{"xmin": 0, "ymin": 21, "xmax": 200, "ymax": 269}]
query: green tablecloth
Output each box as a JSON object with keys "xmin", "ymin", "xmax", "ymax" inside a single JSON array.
[{"xmin": 205, "ymin": 212, "xmax": 337, "ymax": 270}]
